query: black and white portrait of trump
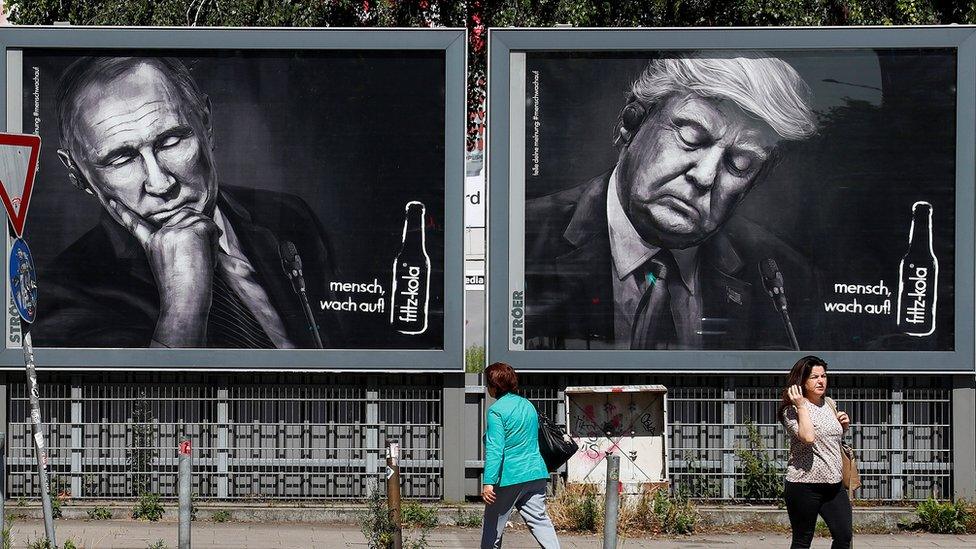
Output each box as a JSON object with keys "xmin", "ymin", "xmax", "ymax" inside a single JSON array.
[
  {"xmin": 525, "ymin": 52, "xmax": 824, "ymax": 351},
  {"xmin": 32, "ymin": 56, "xmax": 343, "ymax": 349}
]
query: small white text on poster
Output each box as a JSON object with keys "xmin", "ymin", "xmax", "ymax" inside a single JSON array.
[{"xmin": 531, "ymin": 70, "xmax": 541, "ymax": 176}]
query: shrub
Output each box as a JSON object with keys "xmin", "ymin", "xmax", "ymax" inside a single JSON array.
[
  {"xmin": 964, "ymin": 500, "xmax": 976, "ymax": 534},
  {"xmin": 25, "ymin": 539, "xmax": 53, "ymax": 549},
  {"xmin": 400, "ymin": 501, "xmax": 438, "ymax": 528},
  {"xmin": 675, "ymin": 453, "xmax": 718, "ymax": 500},
  {"xmin": 147, "ymin": 540, "xmax": 168, "ymax": 549},
  {"xmin": 127, "ymin": 392, "xmax": 158, "ymax": 496},
  {"xmin": 650, "ymin": 488, "xmax": 698, "ymax": 535},
  {"xmin": 360, "ymin": 489, "xmax": 397, "ymax": 548},
  {"xmin": 735, "ymin": 421, "xmax": 783, "ymax": 502},
  {"xmin": 618, "ymin": 486, "xmax": 698, "ymax": 535},
  {"xmin": 62, "ymin": 540, "xmax": 78, "ymax": 549},
  {"xmin": 212, "ymin": 510, "xmax": 231, "ymax": 523},
  {"xmin": 465, "ymin": 345, "xmax": 485, "ymax": 373},
  {"xmin": 47, "ymin": 477, "xmax": 67, "ymax": 519},
  {"xmin": 359, "ymin": 487, "xmax": 433, "ymax": 549},
  {"xmin": 1, "ymin": 514, "xmax": 12, "ymax": 549},
  {"xmin": 905, "ymin": 498, "xmax": 973, "ymax": 534},
  {"xmin": 452, "ymin": 507, "xmax": 482, "ymax": 528},
  {"xmin": 548, "ymin": 483, "xmax": 602, "ymax": 532},
  {"xmin": 132, "ymin": 492, "xmax": 165, "ymax": 522},
  {"xmin": 87, "ymin": 506, "xmax": 113, "ymax": 520}
]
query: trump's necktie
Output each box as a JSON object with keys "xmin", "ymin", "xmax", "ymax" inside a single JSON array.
[{"xmin": 631, "ymin": 252, "xmax": 677, "ymax": 350}]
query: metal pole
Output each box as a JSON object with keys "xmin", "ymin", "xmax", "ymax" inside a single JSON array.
[
  {"xmin": 385, "ymin": 441, "xmax": 403, "ymax": 549},
  {"xmin": 23, "ymin": 332, "xmax": 56, "ymax": 546},
  {"xmin": 603, "ymin": 454, "xmax": 620, "ymax": 549},
  {"xmin": 178, "ymin": 440, "xmax": 192, "ymax": 549}
]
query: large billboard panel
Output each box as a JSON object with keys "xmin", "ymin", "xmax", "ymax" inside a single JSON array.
[
  {"xmin": 0, "ymin": 28, "xmax": 466, "ymax": 371},
  {"xmin": 489, "ymin": 28, "xmax": 976, "ymax": 372}
]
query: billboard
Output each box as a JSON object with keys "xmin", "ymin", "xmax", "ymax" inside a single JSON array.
[
  {"xmin": 0, "ymin": 28, "xmax": 466, "ymax": 370},
  {"xmin": 488, "ymin": 28, "xmax": 976, "ymax": 372}
]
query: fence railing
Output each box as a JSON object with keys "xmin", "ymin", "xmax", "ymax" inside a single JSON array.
[
  {"xmin": 2, "ymin": 373, "xmax": 954, "ymax": 503},
  {"xmin": 4, "ymin": 374, "xmax": 444, "ymax": 501},
  {"xmin": 521, "ymin": 374, "xmax": 953, "ymax": 503}
]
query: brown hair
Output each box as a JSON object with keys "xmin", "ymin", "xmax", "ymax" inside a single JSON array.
[
  {"xmin": 485, "ymin": 362, "xmax": 518, "ymax": 397},
  {"xmin": 777, "ymin": 355, "xmax": 828, "ymax": 419}
]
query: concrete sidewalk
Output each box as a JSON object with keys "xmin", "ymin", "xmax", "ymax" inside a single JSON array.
[{"xmin": 6, "ymin": 520, "xmax": 976, "ymax": 549}]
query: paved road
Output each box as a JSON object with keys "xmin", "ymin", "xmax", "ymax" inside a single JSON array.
[{"xmin": 7, "ymin": 520, "xmax": 976, "ymax": 548}]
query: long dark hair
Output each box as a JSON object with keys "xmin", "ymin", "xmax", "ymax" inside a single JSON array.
[{"xmin": 777, "ymin": 355, "xmax": 828, "ymax": 419}]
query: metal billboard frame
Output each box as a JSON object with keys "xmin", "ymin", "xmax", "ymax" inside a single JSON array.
[
  {"xmin": 487, "ymin": 27, "xmax": 976, "ymax": 373},
  {"xmin": 0, "ymin": 26, "xmax": 467, "ymax": 372}
]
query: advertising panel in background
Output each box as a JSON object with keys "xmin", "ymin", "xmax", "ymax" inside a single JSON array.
[{"xmin": 0, "ymin": 28, "xmax": 466, "ymax": 371}]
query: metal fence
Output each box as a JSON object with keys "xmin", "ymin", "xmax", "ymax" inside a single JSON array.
[
  {"xmin": 2, "ymin": 372, "xmax": 954, "ymax": 502},
  {"xmin": 4, "ymin": 373, "xmax": 443, "ymax": 501},
  {"xmin": 521, "ymin": 374, "xmax": 953, "ymax": 503}
]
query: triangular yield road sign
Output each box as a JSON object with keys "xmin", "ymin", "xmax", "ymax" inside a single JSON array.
[{"xmin": 0, "ymin": 132, "xmax": 41, "ymax": 237}]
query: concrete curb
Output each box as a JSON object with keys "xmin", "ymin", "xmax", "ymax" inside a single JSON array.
[
  {"xmin": 7, "ymin": 502, "xmax": 916, "ymax": 530},
  {"xmin": 696, "ymin": 505, "xmax": 916, "ymax": 531}
]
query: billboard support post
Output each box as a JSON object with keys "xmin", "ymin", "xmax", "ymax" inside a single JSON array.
[
  {"xmin": 23, "ymin": 330, "xmax": 56, "ymax": 546},
  {"xmin": 952, "ymin": 375, "xmax": 976, "ymax": 499},
  {"xmin": 442, "ymin": 373, "xmax": 465, "ymax": 501}
]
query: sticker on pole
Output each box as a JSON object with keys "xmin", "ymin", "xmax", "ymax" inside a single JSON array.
[
  {"xmin": 10, "ymin": 238, "xmax": 38, "ymax": 323},
  {"xmin": 179, "ymin": 440, "xmax": 192, "ymax": 456},
  {"xmin": 0, "ymin": 133, "xmax": 41, "ymax": 238}
]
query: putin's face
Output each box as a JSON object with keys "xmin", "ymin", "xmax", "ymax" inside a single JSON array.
[
  {"xmin": 67, "ymin": 62, "xmax": 217, "ymax": 228},
  {"xmin": 618, "ymin": 94, "xmax": 779, "ymax": 249}
]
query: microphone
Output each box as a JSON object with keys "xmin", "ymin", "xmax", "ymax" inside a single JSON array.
[
  {"xmin": 759, "ymin": 258, "xmax": 800, "ymax": 351},
  {"xmin": 279, "ymin": 240, "xmax": 324, "ymax": 349},
  {"xmin": 279, "ymin": 240, "xmax": 305, "ymax": 292}
]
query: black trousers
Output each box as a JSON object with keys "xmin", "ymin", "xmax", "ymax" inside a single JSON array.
[{"xmin": 784, "ymin": 481, "xmax": 853, "ymax": 549}]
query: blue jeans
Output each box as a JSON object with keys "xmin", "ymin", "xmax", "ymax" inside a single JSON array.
[{"xmin": 481, "ymin": 479, "xmax": 560, "ymax": 549}]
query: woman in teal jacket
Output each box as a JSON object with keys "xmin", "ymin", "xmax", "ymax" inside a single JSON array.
[{"xmin": 480, "ymin": 362, "xmax": 560, "ymax": 549}]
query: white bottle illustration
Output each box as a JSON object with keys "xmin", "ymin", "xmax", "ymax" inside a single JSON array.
[
  {"xmin": 896, "ymin": 201, "xmax": 938, "ymax": 337},
  {"xmin": 390, "ymin": 201, "xmax": 431, "ymax": 335}
]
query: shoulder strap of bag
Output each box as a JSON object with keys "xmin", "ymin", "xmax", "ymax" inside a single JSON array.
[{"xmin": 824, "ymin": 397, "xmax": 852, "ymax": 448}]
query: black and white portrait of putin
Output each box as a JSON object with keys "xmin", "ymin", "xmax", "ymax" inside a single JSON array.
[
  {"xmin": 525, "ymin": 52, "xmax": 822, "ymax": 350},
  {"xmin": 33, "ymin": 56, "xmax": 342, "ymax": 349}
]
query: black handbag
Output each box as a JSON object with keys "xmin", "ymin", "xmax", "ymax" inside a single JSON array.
[{"xmin": 536, "ymin": 408, "xmax": 579, "ymax": 472}]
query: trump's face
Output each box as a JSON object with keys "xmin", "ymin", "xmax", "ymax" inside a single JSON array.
[
  {"xmin": 66, "ymin": 62, "xmax": 217, "ymax": 227},
  {"xmin": 618, "ymin": 94, "xmax": 779, "ymax": 249}
]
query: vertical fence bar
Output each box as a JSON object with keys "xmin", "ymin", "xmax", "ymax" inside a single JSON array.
[
  {"xmin": 721, "ymin": 380, "xmax": 736, "ymax": 500},
  {"xmin": 365, "ymin": 384, "xmax": 380, "ymax": 495},
  {"xmin": 890, "ymin": 379, "xmax": 904, "ymax": 500},
  {"xmin": 70, "ymin": 379, "xmax": 82, "ymax": 498},
  {"xmin": 217, "ymin": 382, "xmax": 229, "ymax": 499}
]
